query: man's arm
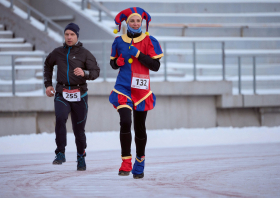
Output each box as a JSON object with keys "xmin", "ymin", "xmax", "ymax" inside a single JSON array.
[
  {"xmin": 83, "ymin": 51, "xmax": 100, "ymax": 80},
  {"xmin": 44, "ymin": 51, "xmax": 56, "ymax": 97}
]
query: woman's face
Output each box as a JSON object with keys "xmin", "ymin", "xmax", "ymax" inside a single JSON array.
[{"xmin": 128, "ymin": 15, "xmax": 142, "ymax": 30}]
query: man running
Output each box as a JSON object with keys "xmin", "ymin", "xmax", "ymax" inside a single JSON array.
[{"xmin": 44, "ymin": 23, "xmax": 100, "ymax": 171}]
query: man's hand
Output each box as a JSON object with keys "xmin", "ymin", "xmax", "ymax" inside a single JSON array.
[
  {"xmin": 46, "ymin": 86, "xmax": 55, "ymax": 97},
  {"xmin": 128, "ymin": 45, "xmax": 140, "ymax": 58},
  {"xmin": 116, "ymin": 54, "xmax": 125, "ymax": 66},
  {"xmin": 74, "ymin": 67, "xmax": 84, "ymax": 77}
]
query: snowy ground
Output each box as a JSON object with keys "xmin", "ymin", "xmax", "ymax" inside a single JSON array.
[{"xmin": 1, "ymin": 127, "xmax": 280, "ymax": 197}]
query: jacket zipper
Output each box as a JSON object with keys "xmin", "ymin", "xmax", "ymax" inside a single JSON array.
[{"xmin": 66, "ymin": 47, "xmax": 72, "ymax": 90}]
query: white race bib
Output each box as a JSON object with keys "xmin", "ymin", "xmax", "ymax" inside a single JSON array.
[
  {"xmin": 63, "ymin": 89, "xmax": 81, "ymax": 102},
  {"xmin": 131, "ymin": 73, "xmax": 149, "ymax": 90}
]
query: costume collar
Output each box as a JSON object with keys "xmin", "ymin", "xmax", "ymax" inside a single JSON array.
[{"xmin": 121, "ymin": 33, "xmax": 147, "ymax": 44}]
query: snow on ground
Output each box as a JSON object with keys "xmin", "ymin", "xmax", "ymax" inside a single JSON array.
[
  {"xmin": 1, "ymin": 126, "xmax": 280, "ymax": 155},
  {"xmin": 1, "ymin": 127, "xmax": 280, "ymax": 197}
]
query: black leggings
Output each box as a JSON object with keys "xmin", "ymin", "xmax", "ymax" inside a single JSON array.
[{"xmin": 118, "ymin": 108, "xmax": 147, "ymax": 157}]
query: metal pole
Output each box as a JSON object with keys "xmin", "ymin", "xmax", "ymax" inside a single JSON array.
[
  {"xmin": 44, "ymin": 20, "xmax": 48, "ymax": 32},
  {"xmin": 10, "ymin": 0, "xmax": 13, "ymax": 9},
  {"xmin": 193, "ymin": 42, "xmax": 196, "ymax": 81},
  {"xmin": 27, "ymin": 8, "xmax": 31, "ymax": 20},
  {"xmin": 253, "ymin": 56, "xmax": 256, "ymax": 94},
  {"xmin": 81, "ymin": 0, "xmax": 85, "ymax": 10},
  {"xmin": 222, "ymin": 42, "xmax": 225, "ymax": 80},
  {"xmin": 238, "ymin": 56, "xmax": 241, "ymax": 95},
  {"xmin": 99, "ymin": 10, "xmax": 102, "ymax": 22},
  {"xmin": 11, "ymin": 55, "xmax": 15, "ymax": 96},
  {"xmin": 163, "ymin": 42, "xmax": 167, "ymax": 81},
  {"xmin": 42, "ymin": 55, "xmax": 45, "ymax": 95},
  {"xmin": 102, "ymin": 42, "xmax": 106, "ymax": 81}
]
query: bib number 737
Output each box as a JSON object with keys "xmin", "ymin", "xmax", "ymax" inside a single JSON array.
[
  {"xmin": 131, "ymin": 73, "xmax": 149, "ymax": 90},
  {"xmin": 63, "ymin": 89, "xmax": 81, "ymax": 102}
]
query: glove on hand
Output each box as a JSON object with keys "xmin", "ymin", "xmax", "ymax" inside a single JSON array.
[
  {"xmin": 116, "ymin": 54, "xmax": 125, "ymax": 66},
  {"xmin": 128, "ymin": 45, "xmax": 140, "ymax": 58}
]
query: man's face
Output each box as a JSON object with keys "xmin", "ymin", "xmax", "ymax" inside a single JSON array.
[{"xmin": 64, "ymin": 30, "xmax": 78, "ymax": 46}]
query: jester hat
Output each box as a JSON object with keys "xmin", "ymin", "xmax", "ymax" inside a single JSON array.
[{"xmin": 113, "ymin": 7, "xmax": 151, "ymax": 35}]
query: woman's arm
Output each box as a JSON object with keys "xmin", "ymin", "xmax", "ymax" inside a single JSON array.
[
  {"xmin": 110, "ymin": 59, "xmax": 120, "ymax": 70},
  {"xmin": 138, "ymin": 52, "xmax": 160, "ymax": 72}
]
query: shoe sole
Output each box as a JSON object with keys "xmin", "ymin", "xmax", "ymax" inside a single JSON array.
[
  {"xmin": 133, "ymin": 173, "xmax": 144, "ymax": 179},
  {"xmin": 52, "ymin": 160, "xmax": 66, "ymax": 165},
  {"xmin": 118, "ymin": 171, "xmax": 130, "ymax": 176},
  {"xmin": 77, "ymin": 167, "xmax": 86, "ymax": 171}
]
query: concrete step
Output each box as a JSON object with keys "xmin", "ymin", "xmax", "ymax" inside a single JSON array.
[
  {"xmin": 91, "ymin": 11, "xmax": 280, "ymax": 24},
  {"xmin": 0, "ymin": 77, "xmax": 44, "ymax": 92},
  {"xmin": 0, "ymin": 31, "xmax": 13, "ymax": 38},
  {"xmin": 82, "ymin": 37, "xmax": 280, "ymax": 51},
  {"xmin": 148, "ymin": 26, "xmax": 280, "ymax": 37},
  {"xmin": 0, "ymin": 38, "xmax": 25, "ymax": 44},
  {"xmin": 0, "ymin": 65, "xmax": 43, "ymax": 80},
  {"xmin": 162, "ymin": 38, "xmax": 280, "ymax": 50},
  {"xmin": 0, "ymin": 43, "xmax": 33, "ymax": 52},
  {"xmin": 166, "ymin": 54, "xmax": 280, "ymax": 65},
  {"xmin": 15, "ymin": 57, "xmax": 44, "ymax": 65},
  {"xmin": 0, "ymin": 51, "xmax": 46, "ymax": 66},
  {"xmin": 162, "ymin": 63, "xmax": 280, "ymax": 76},
  {"xmin": 96, "ymin": 1, "xmax": 280, "ymax": 13}
]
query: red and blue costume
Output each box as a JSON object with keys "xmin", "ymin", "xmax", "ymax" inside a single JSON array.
[
  {"xmin": 109, "ymin": 33, "xmax": 163, "ymax": 111},
  {"xmin": 109, "ymin": 7, "xmax": 163, "ymax": 179}
]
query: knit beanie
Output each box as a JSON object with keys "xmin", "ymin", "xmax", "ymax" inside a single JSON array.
[{"xmin": 64, "ymin": 23, "xmax": 80, "ymax": 38}]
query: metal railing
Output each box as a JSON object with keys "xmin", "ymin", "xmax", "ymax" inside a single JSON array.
[
  {"xmin": 1, "ymin": 41, "xmax": 280, "ymax": 96},
  {"xmin": 81, "ymin": 39, "xmax": 226, "ymax": 81},
  {"xmin": 160, "ymin": 40, "xmax": 226, "ymax": 81},
  {"xmin": 9, "ymin": 0, "xmax": 64, "ymax": 37},
  {"xmin": 227, "ymin": 54, "xmax": 280, "ymax": 94},
  {"xmin": 81, "ymin": 0, "xmax": 114, "ymax": 21},
  {"xmin": 0, "ymin": 53, "xmax": 52, "ymax": 96}
]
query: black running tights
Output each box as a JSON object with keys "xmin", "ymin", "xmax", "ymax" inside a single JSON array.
[{"xmin": 118, "ymin": 108, "xmax": 147, "ymax": 157}]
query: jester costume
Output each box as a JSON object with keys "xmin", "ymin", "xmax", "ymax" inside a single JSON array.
[{"xmin": 109, "ymin": 7, "xmax": 163, "ymax": 179}]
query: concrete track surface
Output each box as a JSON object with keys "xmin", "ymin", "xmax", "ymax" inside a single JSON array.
[{"xmin": 1, "ymin": 143, "xmax": 280, "ymax": 198}]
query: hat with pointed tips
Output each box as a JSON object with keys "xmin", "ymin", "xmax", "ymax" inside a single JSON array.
[{"xmin": 113, "ymin": 7, "xmax": 151, "ymax": 35}]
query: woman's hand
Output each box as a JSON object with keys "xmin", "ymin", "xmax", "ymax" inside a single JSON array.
[{"xmin": 117, "ymin": 54, "xmax": 125, "ymax": 66}]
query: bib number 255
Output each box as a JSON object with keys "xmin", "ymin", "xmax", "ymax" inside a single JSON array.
[{"xmin": 63, "ymin": 89, "xmax": 81, "ymax": 102}]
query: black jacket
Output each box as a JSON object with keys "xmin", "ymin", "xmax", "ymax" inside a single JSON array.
[{"xmin": 44, "ymin": 42, "xmax": 100, "ymax": 95}]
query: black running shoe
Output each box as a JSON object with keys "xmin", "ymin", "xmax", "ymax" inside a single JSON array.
[
  {"xmin": 118, "ymin": 171, "xmax": 130, "ymax": 176},
  {"xmin": 77, "ymin": 153, "xmax": 86, "ymax": 171},
  {"xmin": 133, "ymin": 172, "xmax": 144, "ymax": 179},
  {"xmin": 52, "ymin": 152, "xmax": 66, "ymax": 165}
]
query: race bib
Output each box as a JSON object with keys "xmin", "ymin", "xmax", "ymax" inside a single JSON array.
[
  {"xmin": 63, "ymin": 89, "xmax": 81, "ymax": 102},
  {"xmin": 131, "ymin": 73, "xmax": 149, "ymax": 90}
]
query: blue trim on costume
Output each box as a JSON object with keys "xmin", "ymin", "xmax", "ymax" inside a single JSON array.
[
  {"xmin": 152, "ymin": 93, "xmax": 156, "ymax": 108},
  {"xmin": 120, "ymin": 14, "xmax": 127, "ymax": 22},
  {"xmin": 130, "ymin": 7, "xmax": 135, "ymax": 13},
  {"xmin": 81, "ymin": 92, "xmax": 87, "ymax": 98},
  {"xmin": 66, "ymin": 47, "xmax": 72, "ymax": 90},
  {"xmin": 149, "ymin": 36, "xmax": 163, "ymax": 55},
  {"xmin": 136, "ymin": 99, "xmax": 145, "ymax": 111},
  {"xmin": 136, "ymin": 7, "xmax": 143, "ymax": 16}
]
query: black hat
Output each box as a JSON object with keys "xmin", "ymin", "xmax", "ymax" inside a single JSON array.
[{"xmin": 64, "ymin": 23, "xmax": 80, "ymax": 38}]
